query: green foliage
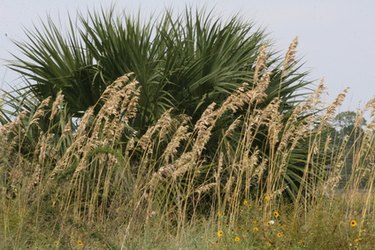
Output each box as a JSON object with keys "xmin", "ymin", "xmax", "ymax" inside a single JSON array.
[
  {"xmin": 1, "ymin": 7, "xmax": 316, "ymax": 204},
  {"xmin": 7, "ymin": 8, "xmax": 309, "ymax": 127}
]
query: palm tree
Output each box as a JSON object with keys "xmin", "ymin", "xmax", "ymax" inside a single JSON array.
[{"xmin": 6, "ymin": 8, "xmax": 308, "ymax": 125}]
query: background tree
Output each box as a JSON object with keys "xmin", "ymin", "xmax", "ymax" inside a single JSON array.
[{"xmin": 332, "ymin": 111, "xmax": 367, "ymax": 186}]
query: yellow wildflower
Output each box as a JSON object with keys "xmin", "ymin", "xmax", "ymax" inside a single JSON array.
[
  {"xmin": 217, "ymin": 230, "xmax": 224, "ymax": 238},
  {"xmin": 243, "ymin": 199, "xmax": 251, "ymax": 207},
  {"xmin": 354, "ymin": 237, "xmax": 362, "ymax": 244},
  {"xmin": 252, "ymin": 226, "xmax": 259, "ymax": 232},
  {"xmin": 273, "ymin": 210, "xmax": 280, "ymax": 218},
  {"xmin": 277, "ymin": 231, "xmax": 284, "ymax": 238},
  {"xmin": 351, "ymin": 219, "xmax": 358, "ymax": 228},
  {"xmin": 218, "ymin": 211, "xmax": 224, "ymax": 218},
  {"xmin": 234, "ymin": 236, "xmax": 241, "ymax": 242},
  {"xmin": 264, "ymin": 195, "xmax": 271, "ymax": 203},
  {"xmin": 77, "ymin": 239, "xmax": 83, "ymax": 248}
]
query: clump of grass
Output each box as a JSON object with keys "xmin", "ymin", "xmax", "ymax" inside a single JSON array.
[{"xmin": 0, "ymin": 41, "xmax": 375, "ymax": 249}]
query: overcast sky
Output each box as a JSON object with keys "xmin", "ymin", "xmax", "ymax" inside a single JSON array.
[{"xmin": 1, "ymin": 0, "xmax": 374, "ymax": 111}]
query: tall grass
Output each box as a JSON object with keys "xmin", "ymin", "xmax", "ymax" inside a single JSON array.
[{"xmin": 1, "ymin": 49, "xmax": 375, "ymax": 249}]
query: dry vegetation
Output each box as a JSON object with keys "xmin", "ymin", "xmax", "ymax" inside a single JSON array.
[{"xmin": 1, "ymin": 42, "xmax": 375, "ymax": 250}]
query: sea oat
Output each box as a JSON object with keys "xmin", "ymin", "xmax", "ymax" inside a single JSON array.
[
  {"xmin": 283, "ymin": 37, "xmax": 298, "ymax": 70},
  {"xmin": 0, "ymin": 111, "xmax": 28, "ymax": 160},
  {"xmin": 157, "ymin": 109, "xmax": 173, "ymax": 141},
  {"xmin": 254, "ymin": 71, "xmax": 270, "ymax": 96},
  {"xmin": 163, "ymin": 120, "xmax": 191, "ymax": 163},
  {"xmin": 158, "ymin": 164, "xmax": 177, "ymax": 178},
  {"xmin": 219, "ymin": 83, "xmax": 248, "ymax": 113},
  {"xmin": 224, "ymin": 116, "xmax": 242, "ymax": 138},
  {"xmin": 171, "ymin": 152, "xmax": 196, "ymax": 179},
  {"xmin": 267, "ymin": 99, "xmax": 282, "ymax": 146},
  {"xmin": 254, "ymin": 44, "xmax": 268, "ymax": 84},
  {"xmin": 138, "ymin": 109, "xmax": 173, "ymax": 151},
  {"xmin": 195, "ymin": 183, "xmax": 216, "ymax": 194},
  {"xmin": 75, "ymin": 107, "xmax": 94, "ymax": 138},
  {"xmin": 49, "ymin": 91, "xmax": 64, "ymax": 120},
  {"xmin": 242, "ymin": 150, "xmax": 260, "ymax": 171},
  {"xmin": 30, "ymin": 96, "xmax": 52, "ymax": 125},
  {"xmin": 278, "ymin": 80, "xmax": 326, "ymax": 151},
  {"xmin": 87, "ymin": 74, "xmax": 141, "ymax": 148},
  {"xmin": 365, "ymin": 97, "xmax": 375, "ymax": 129},
  {"xmin": 353, "ymin": 108, "xmax": 365, "ymax": 129},
  {"xmin": 321, "ymin": 87, "xmax": 349, "ymax": 126},
  {"xmin": 192, "ymin": 103, "xmax": 217, "ymax": 156},
  {"xmin": 122, "ymin": 88, "xmax": 140, "ymax": 123},
  {"xmin": 254, "ymin": 158, "xmax": 269, "ymax": 183},
  {"xmin": 36, "ymin": 133, "xmax": 53, "ymax": 164}
]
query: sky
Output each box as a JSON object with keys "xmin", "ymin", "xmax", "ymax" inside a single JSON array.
[{"xmin": 1, "ymin": 0, "xmax": 374, "ymax": 112}]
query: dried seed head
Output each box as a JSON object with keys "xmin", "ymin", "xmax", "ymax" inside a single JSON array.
[
  {"xmin": 266, "ymin": 99, "xmax": 282, "ymax": 145},
  {"xmin": 321, "ymin": 87, "xmax": 349, "ymax": 125},
  {"xmin": 163, "ymin": 120, "xmax": 191, "ymax": 163},
  {"xmin": 254, "ymin": 159, "xmax": 268, "ymax": 182},
  {"xmin": 365, "ymin": 98, "xmax": 375, "ymax": 129},
  {"xmin": 30, "ymin": 96, "xmax": 52, "ymax": 125},
  {"xmin": 301, "ymin": 79, "xmax": 326, "ymax": 112},
  {"xmin": 138, "ymin": 109, "xmax": 173, "ymax": 151},
  {"xmin": 157, "ymin": 109, "xmax": 173, "ymax": 141},
  {"xmin": 158, "ymin": 164, "xmax": 177, "ymax": 178},
  {"xmin": 283, "ymin": 37, "xmax": 298, "ymax": 70},
  {"xmin": 192, "ymin": 103, "xmax": 218, "ymax": 156},
  {"xmin": 354, "ymin": 109, "xmax": 365, "ymax": 128},
  {"xmin": 87, "ymin": 73, "xmax": 140, "ymax": 146},
  {"xmin": 75, "ymin": 107, "xmax": 94, "ymax": 137},
  {"xmin": 254, "ymin": 44, "xmax": 268, "ymax": 83},
  {"xmin": 224, "ymin": 116, "xmax": 242, "ymax": 138},
  {"xmin": 255, "ymin": 71, "xmax": 270, "ymax": 96},
  {"xmin": 171, "ymin": 152, "xmax": 196, "ymax": 179},
  {"xmin": 195, "ymin": 183, "xmax": 216, "ymax": 194},
  {"xmin": 50, "ymin": 91, "xmax": 64, "ymax": 120}
]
